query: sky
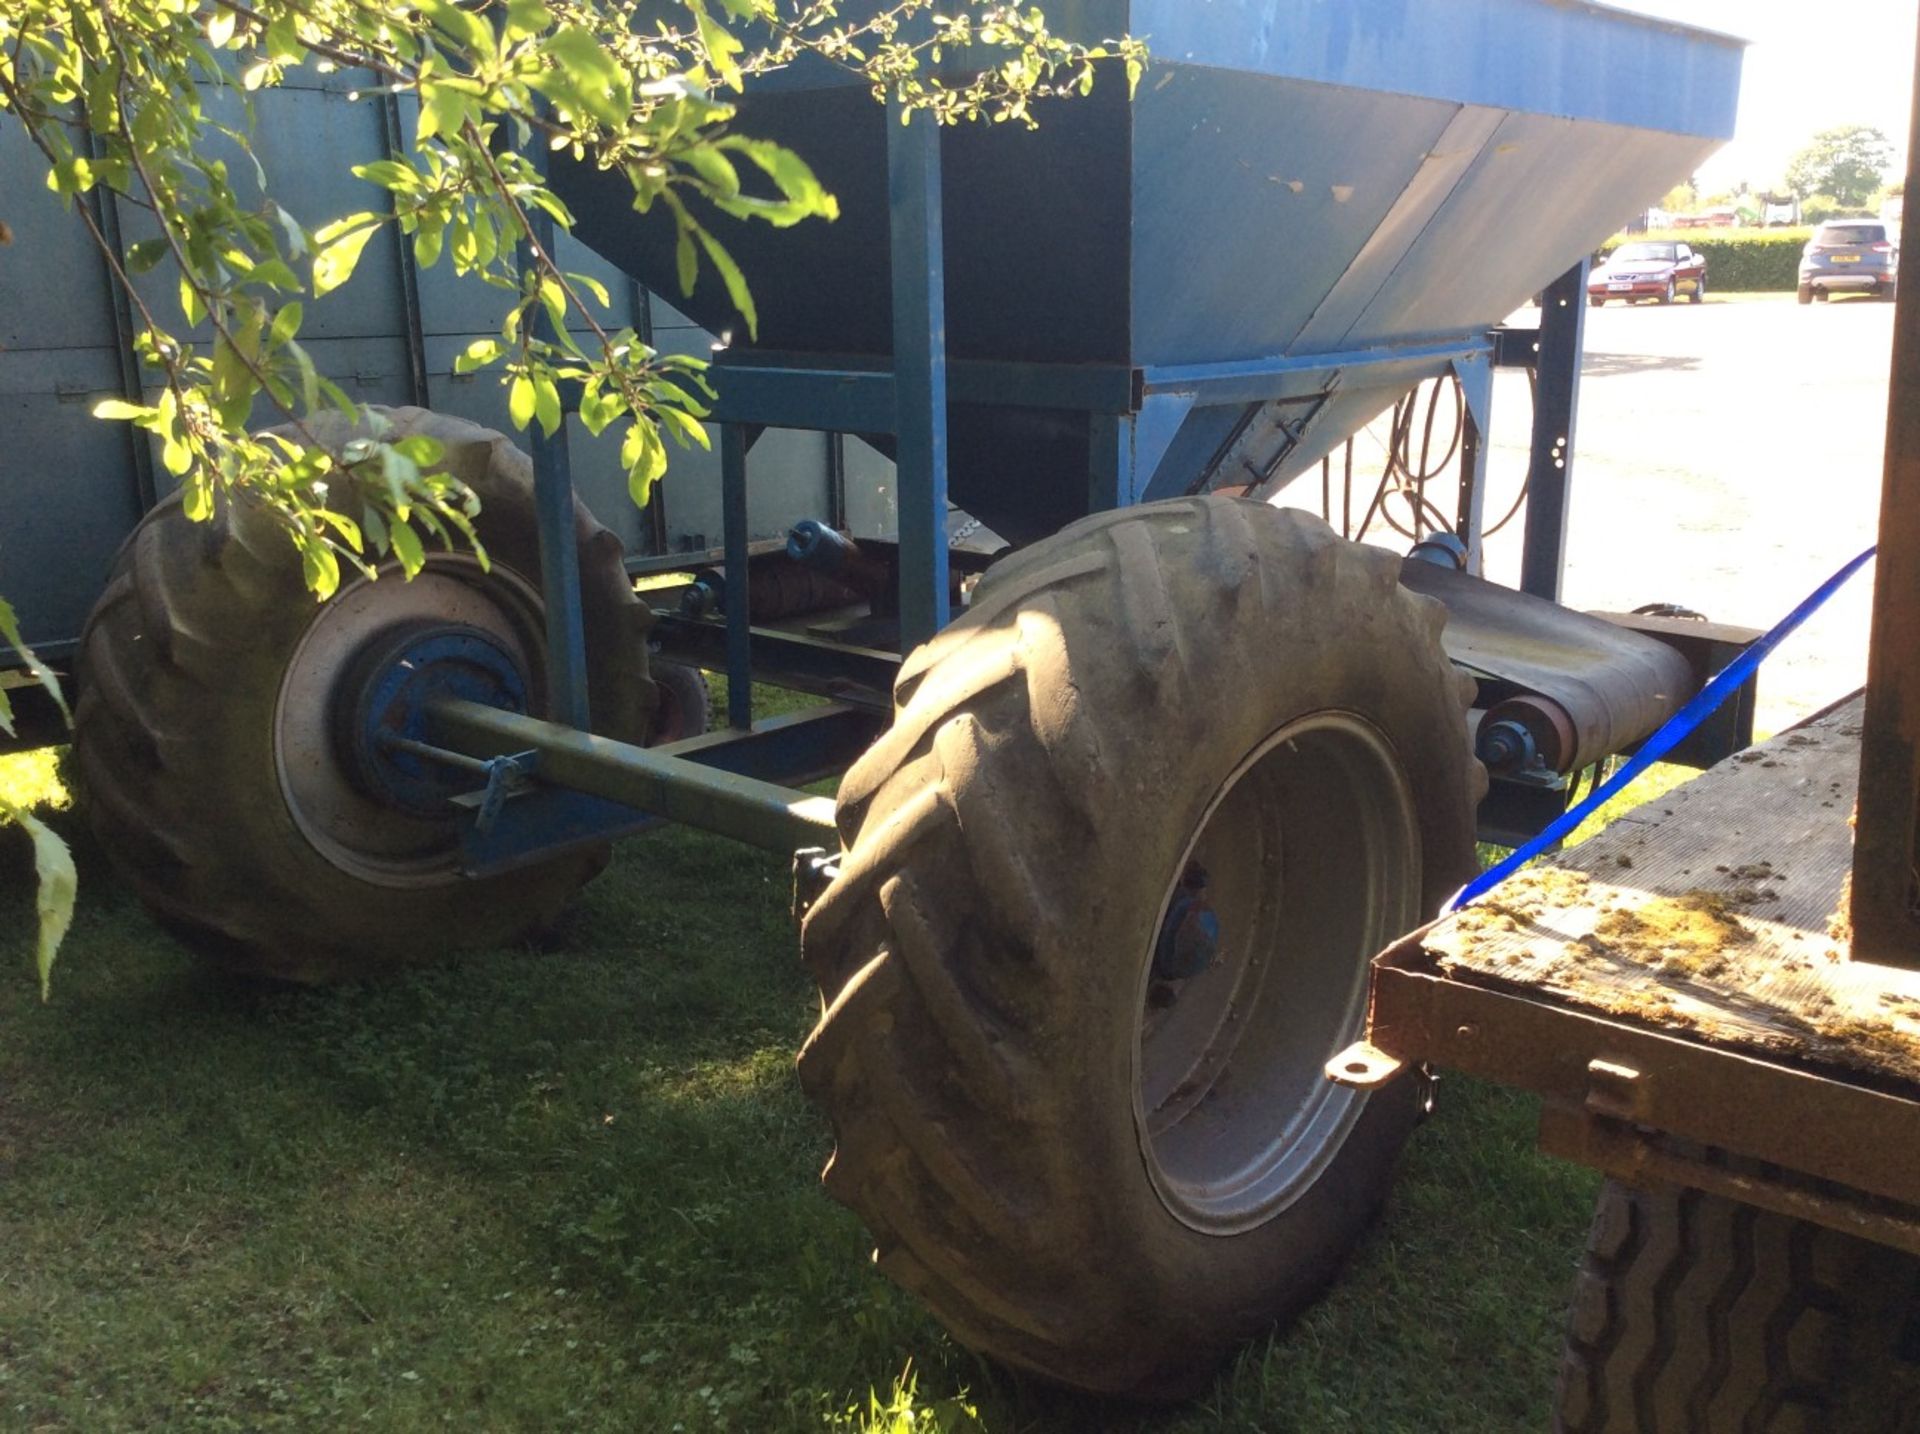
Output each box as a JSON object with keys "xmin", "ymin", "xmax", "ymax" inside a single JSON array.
[{"xmin": 1623, "ymin": 0, "xmax": 1916, "ymax": 192}]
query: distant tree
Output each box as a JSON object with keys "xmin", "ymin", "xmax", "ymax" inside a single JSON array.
[
  {"xmin": 1659, "ymin": 182, "xmax": 1696, "ymax": 213},
  {"xmin": 1786, "ymin": 125, "xmax": 1896, "ymax": 206}
]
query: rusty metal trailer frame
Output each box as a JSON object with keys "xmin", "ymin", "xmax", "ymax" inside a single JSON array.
[{"xmin": 1334, "ymin": 20, "xmax": 1920, "ymax": 1248}]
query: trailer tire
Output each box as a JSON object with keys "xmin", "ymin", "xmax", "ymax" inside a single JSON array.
[
  {"xmin": 646, "ymin": 661, "xmax": 711, "ymax": 745},
  {"xmin": 1554, "ymin": 1178, "xmax": 1920, "ymax": 1432},
  {"xmin": 797, "ymin": 498, "xmax": 1482, "ymax": 1399},
  {"xmin": 73, "ymin": 406, "xmax": 654, "ymax": 984}
]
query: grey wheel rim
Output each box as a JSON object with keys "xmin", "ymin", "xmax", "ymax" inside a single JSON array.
[
  {"xmin": 1133, "ymin": 712, "xmax": 1420, "ymax": 1235},
  {"xmin": 274, "ymin": 556, "xmax": 545, "ymax": 887}
]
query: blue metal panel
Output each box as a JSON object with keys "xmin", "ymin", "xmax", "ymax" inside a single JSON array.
[
  {"xmin": 1339, "ymin": 110, "xmax": 1718, "ymax": 348},
  {"xmin": 1130, "ymin": 0, "xmax": 1742, "ymax": 139},
  {"xmin": 1127, "ymin": 67, "xmax": 1459, "ymax": 367}
]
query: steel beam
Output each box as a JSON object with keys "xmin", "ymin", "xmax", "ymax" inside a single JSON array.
[
  {"xmin": 704, "ymin": 353, "xmax": 1142, "ymax": 431},
  {"xmin": 429, "ymin": 698, "xmax": 839, "ymax": 854},
  {"xmin": 1452, "ymin": 352, "xmax": 1494, "ymax": 573},
  {"xmin": 81, "ymin": 129, "xmax": 158, "ymax": 514},
  {"xmin": 650, "ymin": 614, "xmax": 899, "ymax": 709},
  {"xmin": 652, "ymin": 702, "xmax": 883, "ymax": 787},
  {"xmin": 887, "ymin": 105, "xmax": 951, "ymax": 649},
  {"xmin": 1519, "ymin": 261, "xmax": 1589, "ymax": 601},
  {"xmin": 1142, "ymin": 336, "xmax": 1491, "ymax": 406},
  {"xmin": 720, "ymin": 423, "xmax": 754, "ymax": 729}
]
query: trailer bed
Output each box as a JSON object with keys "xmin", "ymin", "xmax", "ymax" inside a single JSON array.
[
  {"xmin": 1339, "ymin": 693, "xmax": 1920, "ymax": 1245},
  {"xmin": 1432, "ymin": 695, "xmax": 1920, "ymax": 1089}
]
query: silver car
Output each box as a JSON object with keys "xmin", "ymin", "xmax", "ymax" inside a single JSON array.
[{"xmin": 1798, "ymin": 220, "xmax": 1899, "ymax": 303}]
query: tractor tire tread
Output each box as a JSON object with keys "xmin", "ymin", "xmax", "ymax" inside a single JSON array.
[
  {"xmin": 799, "ymin": 497, "xmax": 1481, "ymax": 1398},
  {"xmin": 73, "ymin": 406, "xmax": 652, "ymax": 982},
  {"xmin": 1555, "ymin": 1178, "xmax": 1920, "ymax": 1432}
]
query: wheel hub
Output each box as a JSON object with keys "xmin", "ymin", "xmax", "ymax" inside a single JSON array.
[
  {"xmin": 274, "ymin": 557, "xmax": 547, "ymax": 888},
  {"xmin": 338, "ymin": 622, "xmax": 531, "ymax": 815}
]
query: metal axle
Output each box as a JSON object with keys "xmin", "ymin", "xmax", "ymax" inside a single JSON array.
[{"xmin": 427, "ymin": 698, "xmax": 840, "ymax": 855}]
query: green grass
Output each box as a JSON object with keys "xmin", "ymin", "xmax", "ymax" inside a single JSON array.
[{"xmin": 0, "ymin": 735, "xmax": 1705, "ymax": 1432}]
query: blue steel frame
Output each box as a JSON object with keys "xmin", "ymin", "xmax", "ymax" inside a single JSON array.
[{"xmin": 485, "ymin": 133, "xmax": 1592, "ymax": 864}]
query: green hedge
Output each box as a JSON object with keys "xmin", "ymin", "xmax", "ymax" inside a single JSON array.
[{"xmin": 1599, "ymin": 228, "xmax": 1811, "ymax": 292}]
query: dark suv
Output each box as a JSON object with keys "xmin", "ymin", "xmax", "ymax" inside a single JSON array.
[{"xmin": 1798, "ymin": 220, "xmax": 1899, "ymax": 303}]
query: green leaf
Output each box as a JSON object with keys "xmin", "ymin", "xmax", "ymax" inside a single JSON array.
[
  {"xmin": 0, "ymin": 597, "xmax": 70, "ymax": 730},
  {"xmin": 269, "ymin": 301, "xmax": 304, "ymax": 348},
  {"xmin": 417, "ymin": 0, "xmax": 496, "ymax": 59},
  {"xmin": 674, "ymin": 223, "xmax": 698, "ymax": 296},
  {"xmin": 301, "ymin": 540, "xmax": 341, "ymax": 600},
  {"xmin": 620, "ymin": 417, "xmax": 667, "ymax": 507},
  {"xmin": 694, "ymin": 228, "xmax": 757, "ymax": 338},
  {"xmin": 454, "ymin": 338, "xmax": 505, "ymax": 374},
  {"xmin": 392, "ymin": 435, "xmax": 446, "ymax": 466},
  {"xmin": 389, "ymin": 519, "xmax": 425, "ymax": 576},
  {"xmin": 417, "ymin": 81, "xmax": 472, "ymax": 144},
  {"xmin": 354, "ymin": 159, "xmax": 419, "ymax": 192},
  {"xmin": 532, "ymin": 373, "xmax": 561, "ymax": 436},
  {"xmin": 690, "ymin": 1, "xmax": 746, "ymax": 90},
  {"xmin": 537, "ymin": 28, "xmax": 629, "ymax": 126},
  {"xmin": 91, "ymin": 398, "xmax": 151, "ymax": 421},
  {"xmin": 0, "ymin": 802, "xmax": 77, "ymax": 1002},
  {"xmin": 504, "ymin": 0, "xmax": 553, "ymax": 41},
  {"xmin": 566, "ymin": 271, "xmax": 611, "ymax": 309},
  {"xmin": 684, "ymin": 144, "xmax": 742, "ymax": 199},
  {"xmin": 537, "ymin": 276, "xmax": 568, "ymax": 335},
  {"xmin": 720, "ymin": 137, "xmax": 839, "ymax": 222},
  {"xmin": 313, "ymin": 221, "xmax": 379, "ymax": 297},
  {"xmin": 508, "ymin": 374, "xmax": 536, "ymax": 429},
  {"xmin": 415, "ymin": 223, "xmax": 445, "ymax": 270},
  {"xmin": 124, "ymin": 238, "xmax": 169, "ymax": 274},
  {"xmin": 656, "ymin": 403, "xmax": 712, "ymax": 450}
]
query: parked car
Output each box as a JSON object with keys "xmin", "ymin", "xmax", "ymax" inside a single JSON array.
[
  {"xmin": 1588, "ymin": 240, "xmax": 1707, "ymax": 305},
  {"xmin": 1798, "ymin": 220, "xmax": 1899, "ymax": 303}
]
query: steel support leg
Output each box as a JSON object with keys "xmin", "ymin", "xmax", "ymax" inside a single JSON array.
[
  {"xmin": 520, "ymin": 205, "xmax": 591, "ymax": 731},
  {"xmin": 722, "ymin": 422, "xmax": 753, "ymax": 731},
  {"xmin": 1452, "ymin": 353, "xmax": 1493, "ymax": 575},
  {"xmin": 1520, "ymin": 261, "xmax": 1590, "ymax": 602},
  {"xmin": 887, "ymin": 104, "xmax": 951, "ymax": 650}
]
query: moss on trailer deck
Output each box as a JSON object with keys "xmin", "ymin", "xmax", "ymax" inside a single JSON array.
[{"xmin": 1429, "ymin": 694, "xmax": 1920, "ymax": 1090}]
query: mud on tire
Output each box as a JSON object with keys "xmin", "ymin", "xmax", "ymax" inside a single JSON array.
[{"xmin": 797, "ymin": 497, "xmax": 1483, "ymax": 1398}]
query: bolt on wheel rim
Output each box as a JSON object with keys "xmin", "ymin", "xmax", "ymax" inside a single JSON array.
[{"xmin": 1134, "ymin": 712, "xmax": 1420, "ymax": 1234}]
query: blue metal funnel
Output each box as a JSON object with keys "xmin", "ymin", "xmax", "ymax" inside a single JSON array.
[{"xmin": 553, "ymin": 0, "xmax": 1742, "ymax": 540}]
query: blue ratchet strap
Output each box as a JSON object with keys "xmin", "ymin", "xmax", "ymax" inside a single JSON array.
[{"xmin": 1449, "ymin": 545, "xmax": 1879, "ymax": 912}]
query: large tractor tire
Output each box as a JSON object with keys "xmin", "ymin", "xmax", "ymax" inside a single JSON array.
[
  {"xmin": 1556, "ymin": 1179, "xmax": 1920, "ymax": 1432},
  {"xmin": 73, "ymin": 406, "xmax": 654, "ymax": 983},
  {"xmin": 797, "ymin": 497, "xmax": 1483, "ymax": 1398}
]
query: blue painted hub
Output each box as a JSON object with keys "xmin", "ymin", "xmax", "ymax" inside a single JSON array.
[
  {"xmin": 341, "ymin": 624, "xmax": 531, "ymax": 815},
  {"xmin": 1477, "ymin": 718, "xmax": 1538, "ymax": 776},
  {"xmin": 1153, "ymin": 862, "xmax": 1222, "ymax": 983}
]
